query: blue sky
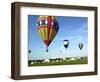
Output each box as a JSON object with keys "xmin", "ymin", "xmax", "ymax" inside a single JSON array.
[{"xmin": 28, "ymin": 15, "xmax": 88, "ymax": 60}]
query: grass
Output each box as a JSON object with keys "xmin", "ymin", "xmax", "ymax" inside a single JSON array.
[{"xmin": 28, "ymin": 57, "xmax": 88, "ymax": 67}]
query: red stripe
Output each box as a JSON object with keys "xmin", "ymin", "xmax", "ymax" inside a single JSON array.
[
  {"xmin": 44, "ymin": 40, "xmax": 51, "ymax": 46},
  {"xmin": 47, "ymin": 16, "xmax": 51, "ymax": 41}
]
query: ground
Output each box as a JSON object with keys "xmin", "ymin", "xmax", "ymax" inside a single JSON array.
[{"xmin": 28, "ymin": 57, "xmax": 88, "ymax": 67}]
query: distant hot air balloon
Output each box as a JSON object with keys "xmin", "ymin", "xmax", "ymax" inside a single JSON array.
[
  {"xmin": 37, "ymin": 16, "xmax": 59, "ymax": 52},
  {"xmin": 63, "ymin": 40, "xmax": 69, "ymax": 49},
  {"xmin": 79, "ymin": 42, "xmax": 83, "ymax": 50},
  {"xmin": 28, "ymin": 50, "xmax": 31, "ymax": 53}
]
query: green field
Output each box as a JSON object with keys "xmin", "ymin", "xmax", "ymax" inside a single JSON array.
[{"xmin": 28, "ymin": 57, "xmax": 88, "ymax": 67}]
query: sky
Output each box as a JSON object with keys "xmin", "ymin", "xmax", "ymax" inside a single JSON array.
[{"xmin": 28, "ymin": 15, "xmax": 88, "ymax": 60}]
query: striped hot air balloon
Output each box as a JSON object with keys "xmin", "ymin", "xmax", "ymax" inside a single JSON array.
[{"xmin": 37, "ymin": 16, "xmax": 59, "ymax": 52}]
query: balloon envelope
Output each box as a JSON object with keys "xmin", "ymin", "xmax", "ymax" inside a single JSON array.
[
  {"xmin": 37, "ymin": 16, "xmax": 59, "ymax": 51},
  {"xmin": 79, "ymin": 43, "xmax": 83, "ymax": 50},
  {"xmin": 63, "ymin": 40, "xmax": 69, "ymax": 49},
  {"xmin": 28, "ymin": 50, "xmax": 31, "ymax": 53}
]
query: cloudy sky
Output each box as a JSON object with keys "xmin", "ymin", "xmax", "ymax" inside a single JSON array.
[{"xmin": 28, "ymin": 15, "xmax": 88, "ymax": 60}]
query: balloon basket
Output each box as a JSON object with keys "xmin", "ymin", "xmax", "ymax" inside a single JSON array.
[
  {"xmin": 46, "ymin": 49, "xmax": 48, "ymax": 52},
  {"xmin": 46, "ymin": 48, "xmax": 48, "ymax": 52}
]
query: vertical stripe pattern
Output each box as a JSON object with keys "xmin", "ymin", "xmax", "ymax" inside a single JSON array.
[{"xmin": 37, "ymin": 16, "xmax": 59, "ymax": 47}]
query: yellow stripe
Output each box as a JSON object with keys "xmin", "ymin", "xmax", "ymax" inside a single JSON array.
[
  {"xmin": 51, "ymin": 29, "xmax": 56, "ymax": 41},
  {"xmin": 43, "ymin": 26, "xmax": 46, "ymax": 40},
  {"xmin": 40, "ymin": 28, "xmax": 44, "ymax": 40},
  {"xmin": 38, "ymin": 29, "xmax": 43, "ymax": 39},
  {"xmin": 40, "ymin": 28, "xmax": 45, "ymax": 40},
  {"xmin": 39, "ymin": 16, "xmax": 43, "ymax": 19},
  {"xmin": 49, "ymin": 27, "xmax": 52, "ymax": 40},
  {"xmin": 52, "ymin": 16, "xmax": 55, "ymax": 20},
  {"xmin": 45, "ymin": 16, "xmax": 48, "ymax": 19}
]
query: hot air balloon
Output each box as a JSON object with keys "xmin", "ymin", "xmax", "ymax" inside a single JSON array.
[
  {"xmin": 63, "ymin": 40, "xmax": 69, "ymax": 49},
  {"xmin": 37, "ymin": 16, "xmax": 59, "ymax": 52},
  {"xmin": 79, "ymin": 42, "xmax": 83, "ymax": 50},
  {"xmin": 28, "ymin": 50, "xmax": 31, "ymax": 53}
]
